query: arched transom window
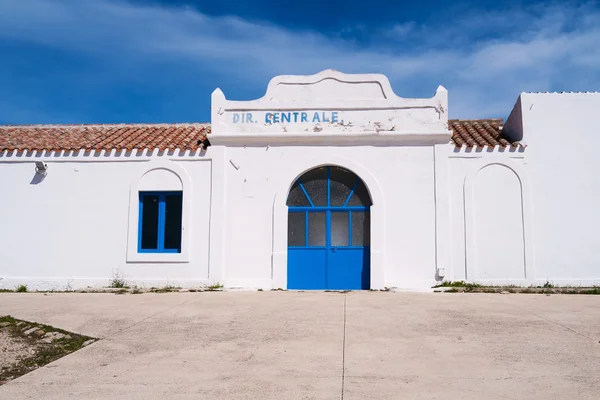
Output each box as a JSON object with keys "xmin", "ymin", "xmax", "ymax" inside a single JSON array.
[{"xmin": 286, "ymin": 166, "xmax": 372, "ymax": 208}]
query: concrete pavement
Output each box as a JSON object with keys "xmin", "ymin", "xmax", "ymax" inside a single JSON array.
[{"xmin": 0, "ymin": 291, "xmax": 599, "ymax": 399}]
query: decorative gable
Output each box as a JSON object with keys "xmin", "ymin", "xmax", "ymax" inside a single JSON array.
[{"xmin": 210, "ymin": 70, "xmax": 451, "ymax": 144}]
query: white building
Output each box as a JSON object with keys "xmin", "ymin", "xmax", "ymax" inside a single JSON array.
[{"xmin": 1, "ymin": 70, "xmax": 599, "ymax": 291}]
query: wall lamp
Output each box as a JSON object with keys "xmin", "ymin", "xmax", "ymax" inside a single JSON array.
[{"xmin": 35, "ymin": 161, "xmax": 48, "ymax": 176}]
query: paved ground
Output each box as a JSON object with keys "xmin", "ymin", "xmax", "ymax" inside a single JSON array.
[{"xmin": 0, "ymin": 292, "xmax": 599, "ymax": 399}]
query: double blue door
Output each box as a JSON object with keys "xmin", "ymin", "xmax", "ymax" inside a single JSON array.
[{"xmin": 287, "ymin": 166, "xmax": 371, "ymax": 290}]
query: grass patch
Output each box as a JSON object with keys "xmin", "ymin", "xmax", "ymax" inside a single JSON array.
[
  {"xmin": 0, "ymin": 315, "xmax": 96, "ymax": 384},
  {"xmin": 434, "ymin": 281, "xmax": 465, "ymax": 287},
  {"xmin": 582, "ymin": 287, "xmax": 600, "ymax": 295},
  {"xmin": 434, "ymin": 281, "xmax": 482, "ymax": 292},
  {"xmin": 206, "ymin": 283, "xmax": 223, "ymax": 291},
  {"xmin": 149, "ymin": 285, "xmax": 181, "ymax": 293},
  {"xmin": 436, "ymin": 282, "xmax": 600, "ymax": 295}
]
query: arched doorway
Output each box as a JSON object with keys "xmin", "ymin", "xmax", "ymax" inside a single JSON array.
[{"xmin": 286, "ymin": 166, "xmax": 372, "ymax": 290}]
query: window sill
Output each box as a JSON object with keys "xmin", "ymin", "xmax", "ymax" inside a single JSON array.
[{"xmin": 126, "ymin": 252, "xmax": 190, "ymax": 264}]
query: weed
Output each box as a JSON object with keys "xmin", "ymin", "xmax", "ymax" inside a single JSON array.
[
  {"xmin": 64, "ymin": 281, "xmax": 74, "ymax": 292},
  {"xmin": 434, "ymin": 281, "xmax": 471, "ymax": 288},
  {"xmin": 433, "ymin": 281, "xmax": 481, "ymax": 292},
  {"xmin": 109, "ymin": 270, "xmax": 128, "ymax": 289},
  {"xmin": 15, "ymin": 284, "xmax": 27, "ymax": 293},
  {"xmin": 463, "ymin": 283, "xmax": 482, "ymax": 292},
  {"xmin": 257, "ymin": 288, "xmax": 263, "ymax": 291},
  {"xmin": 150, "ymin": 285, "xmax": 181, "ymax": 293},
  {"xmin": 433, "ymin": 281, "xmax": 466, "ymax": 288},
  {"xmin": 131, "ymin": 287, "xmax": 142, "ymax": 294},
  {"xmin": 582, "ymin": 287, "xmax": 600, "ymax": 295},
  {"xmin": 206, "ymin": 283, "xmax": 224, "ymax": 291},
  {"xmin": 434, "ymin": 280, "xmax": 600, "ymax": 295}
]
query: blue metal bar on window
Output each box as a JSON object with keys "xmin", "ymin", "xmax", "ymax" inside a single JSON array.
[
  {"xmin": 287, "ymin": 246, "xmax": 328, "ymax": 249},
  {"xmin": 326, "ymin": 210, "xmax": 331, "ymax": 248},
  {"xmin": 327, "ymin": 166, "xmax": 331, "ymax": 207},
  {"xmin": 343, "ymin": 179, "xmax": 360, "ymax": 207},
  {"xmin": 157, "ymin": 194, "xmax": 166, "ymax": 251},
  {"xmin": 288, "ymin": 246, "xmax": 368, "ymax": 250},
  {"xmin": 137, "ymin": 194, "xmax": 144, "ymax": 251},
  {"xmin": 298, "ymin": 182, "xmax": 314, "ymax": 207},
  {"xmin": 287, "ymin": 206, "xmax": 368, "ymax": 212}
]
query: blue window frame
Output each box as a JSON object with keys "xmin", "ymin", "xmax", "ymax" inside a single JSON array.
[{"xmin": 138, "ymin": 191, "xmax": 183, "ymax": 253}]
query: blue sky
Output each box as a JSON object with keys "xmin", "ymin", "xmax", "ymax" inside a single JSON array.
[{"xmin": 0, "ymin": 0, "xmax": 599, "ymax": 124}]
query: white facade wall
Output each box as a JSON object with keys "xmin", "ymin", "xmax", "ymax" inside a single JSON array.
[
  {"xmin": 0, "ymin": 144, "xmax": 439, "ymax": 291},
  {"xmin": 0, "ymin": 154, "xmax": 213, "ymax": 290},
  {"xmin": 1, "ymin": 71, "xmax": 598, "ymax": 291},
  {"xmin": 217, "ymin": 145, "xmax": 437, "ymax": 289},
  {"xmin": 503, "ymin": 93, "xmax": 600, "ymax": 286},
  {"xmin": 209, "ymin": 70, "xmax": 450, "ymax": 290},
  {"xmin": 435, "ymin": 146, "xmax": 533, "ymax": 286}
]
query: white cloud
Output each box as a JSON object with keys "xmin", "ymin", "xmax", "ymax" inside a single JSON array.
[
  {"xmin": 384, "ymin": 22, "xmax": 417, "ymax": 39},
  {"xmin": 0, "ymin": 0, "xmax": 599, "ymax": 119}
]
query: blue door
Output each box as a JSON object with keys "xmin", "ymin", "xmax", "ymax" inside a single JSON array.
[{"xmin": 287, "ymin": 166, "xmax": 371, "ymax": 290}]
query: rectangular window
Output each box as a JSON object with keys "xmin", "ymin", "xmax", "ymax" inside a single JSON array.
[
  {"xmin": 288, "ymin": 212, "xmax": 306, "ymax": 247},
  {"xmin": 308, "ymin": 212, "xmax": 326, "ymax": 247},
  {"xmin": 330, "ymin": 212, "xmax": 349, "ymax": 246},
  {"xmin": 138, "ymin": 191, "xmax": 183, "ymax": 253}
]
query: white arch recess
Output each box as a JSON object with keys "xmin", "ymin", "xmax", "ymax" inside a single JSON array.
[
  {"xmin": 271, "ymin": 155, "xmax": 386, "ymax": 289},
  {"xmin": 463, "ymin": 158, "xmax": 535, "ymax": 284},
  {"xmin": 126, "ymin": 160, "xmax": 193, "ymax": 263}
]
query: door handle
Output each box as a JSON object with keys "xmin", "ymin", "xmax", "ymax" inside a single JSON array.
[{"xmin": 331, "ymin": 247, "xmax": 337, "ymax": 252}]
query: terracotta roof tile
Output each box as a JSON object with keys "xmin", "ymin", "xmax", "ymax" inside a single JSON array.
[
  {"xmin": 1, "ymin": 120, "xmax": 523, "ymax": 153},
  {"xmin": 449, "ymin": 119, "xmax": 522, "ymax": 148},
  {"xmin": 0, "ymin": 124, "xmax": 211, "ymax": 153}
]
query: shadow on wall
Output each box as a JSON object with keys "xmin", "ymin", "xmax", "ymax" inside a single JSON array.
[{"xmin": 30, "ymin": 174, "xmax": 46, "ymax": 185}]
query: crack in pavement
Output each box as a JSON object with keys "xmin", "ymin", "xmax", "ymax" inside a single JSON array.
[
  {"xmin": 503, "ymin": 299, "xmax": 597, "ymax": 343},
  {"xmin": 108, "ymin": 298, "xmax": 195, "ymax": 340}
]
